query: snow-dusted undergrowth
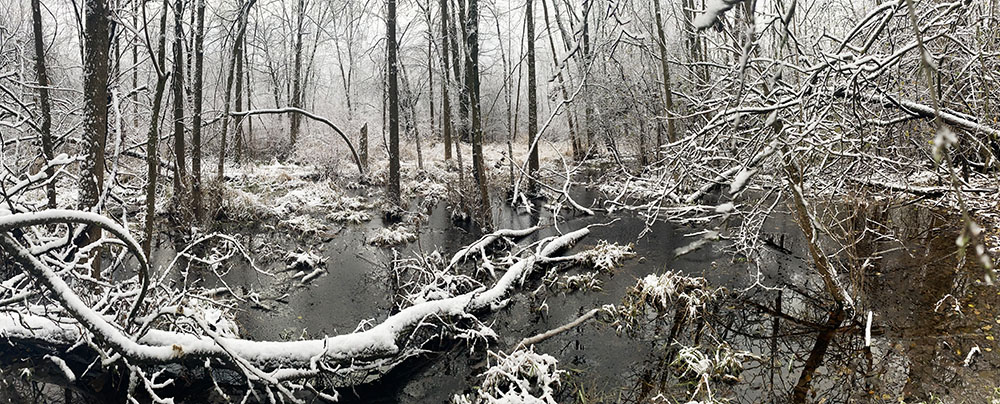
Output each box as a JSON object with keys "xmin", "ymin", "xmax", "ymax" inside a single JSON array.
[
  {"xmin": 453, "ymin": 348, "xmax": 563, "ymax": 404},
  {"xmin": 579, "ymin": 240, "xmax": 636, "ymax": 271},
  {"xmin": 368, "ymin": 225, "xmax": 418, "ymax": 246},
  {"xmin": 615, "ymin": 271, "xmax": 722, "ymax": 332}
]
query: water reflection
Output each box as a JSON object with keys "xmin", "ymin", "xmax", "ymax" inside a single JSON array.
[{"xmin": 2, "ymin": 192, "xmax": 996, "ymax": 403}]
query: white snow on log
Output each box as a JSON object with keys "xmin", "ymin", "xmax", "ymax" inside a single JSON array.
[
  {"xmin": 300, "ymin": 267, "xmax": 326, "ymax": 284},
  {"xmin": 730, "ymin": 168, "xmax": 757, "ymax": 195},
  {"xmin": 44, "ymin": 355, "xmax": 75, "ymax": 382},
  {"xmin": 715, "ymin": 202, "xmax": 735, "ymax": 213},
  {"xmin": 448, "ymin": 226, "xmax": 540, "ymax": 269},
  {"xmin": 0, "ymin": 226, "xmax": 590, "ymax": 372}
]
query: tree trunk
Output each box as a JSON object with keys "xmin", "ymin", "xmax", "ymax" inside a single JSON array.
[
  {"xmin": 387, "ymin": 0, "xmax": 401, "ymax": 206},
  {"xmin": 143, "ymin": 0, "xmax": 170, "ymax": 257},
  {"xmin": 526, "ymin": 0, "xmax": 539, "ymax": 195},
  {"xmin": 440, "ymin": 0, "xmax": 453, "ymax": 161},
  {"xmin": 171, "ymin": 0, "xmax": 187, "ymax": 195},
  {"xmin": 30, "ymin": 0, "xmax": 56, "ymax": 209},
  {"xmin": 218, "ymin": 0, "xmax": 254, "ymax": 181},
  {"xmin": 466, "ymin": 0, "xmax": 492, "ymax": 226},
  {"xmin": 191, "ymin": 0, "xmax": 205, "ymax": 222},
  {"xmin": 359, "ymin": 122, "xmax": 368, "ymax": 170},
  {"xmin": 653, "ymin": 0, "xmax": 676, "ymax": 144},
  {"xmin": 234, "ymin": 31, "xmax": 245, "ymax": 164},
  {"xmin": 582, "ymin": 0, "xmax": 593, "ymax": 154},
  {"xmin": 80, "ymin": 0, "xmax": 110, "ymax": 277},
  {"xmin": 426, "ymin": 31, "xmax": 436, "ymax": 156},
  {"xmin": 400, "ymin": 64, "xmax": 424, "ymax": 171},
  {"xmin": 290, "ymin": 0, "xmax": 305, "ymax": 148},
  {"xmin": 455, "ymin": 0, "xmax": 471, "ymax": 143},
  {"xmin": 245, "ymin": 52, "xmax": 254, "ymax": 157},
  {"xmin": 541, "ymin": 0, "xmax": 579, "ymax": 161}
]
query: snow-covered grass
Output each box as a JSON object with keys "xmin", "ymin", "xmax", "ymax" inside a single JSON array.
[
  {"xmin": 614, "ymin": 271, "xmax": 721, "ymax": 333},
  {"xmin": 327, "ymin": 209, "xmax": 372, "ymax": 224},
  {"xmin": 368, "ymin": 225, "xmax": 418, "ymax": 247},
  {"xmin": 217, "ymin": 185, "xmax": 276, "ymax": 221},
  {"xmin": 454, "ymin": 348, "xmax": 564, "ymax": 404},
  {"xmin": 600, "ymin": 177, "xmax": 680, "ymax": 209},
  {"xmin": 579, "ymin": 240, "xmax": 636, "ymax": 271},
  {"xmin": 279, "ymin": 214, "xmax": 329, "ymax": 235},
  {"xmin": 673, "ymin": 344, "xmax": 753, "ymax": 384},
  {"xmin": 327, "ymin": 195, "xmax": 374, "ymax": 223},
  {"xmin": 555, "ymin": 271, "xmax": 602, "ymax": 293},
  {"xmin": 671, "ymin": 343, "xmax": 756, "ymax": 403}
]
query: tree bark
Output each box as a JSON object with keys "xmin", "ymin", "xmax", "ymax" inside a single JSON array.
[
  {"xmin": 653, "ymin": 0, "xmax": 676, "ymax": 144},
  {"xmin": 387, "ymin": 0, "xmax": 401, "ymax": 206},
  {"xmin": 455, "ymin": 0, "xmax": 471, "ymax": 143},
  {"xmin": 30, "ymin": 0, "xmax": 56, "ymax": 208},
  {"xmin": 142, "ymin": 0, "xmax": 170, "ymax": 258},
  {"xmin": 80, "ymin": 0, "xmax": 111, "ymax": 277},
  {"xmin": 234, "ymin": 30, "xmax": 245, "ymax": 164},
  {"xmin": 581, "ymin": 0, "xmax": 593, "ymax": 153},
  {"xmin": 290, "ymin": 0, "xmax": 305, "ymax": 148},
  {"xmin": 440, "ymin": 0, "xmax": 453, "ymax": 160},
  {"xmin": 218, "ymin": 0, "xmax": 254, "ymax": 181},
  {"xmin": 526, "ymin": 0, "xmax": 539, "ymax": 194},
  {"xmin": 171, "ymin": 0, "xmax": 187, "ymax": 194},
  {"xmin": 191, "ymin": 0, "xmax": 205, "ymax": 221},
  {"xmin": 359, "ymin": 122, "xmax": 368, "ymax": 170},
  {"xmin": 466, "ymin": 0, "xmax": 492, "ymax": 226},
  {"xmin": 426, "ymin": 25, "xmax": 436, "ymax": 156}
]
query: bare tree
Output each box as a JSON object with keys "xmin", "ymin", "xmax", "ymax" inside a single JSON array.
[
  {"xmin": 526, "ymin": 0, "xmax": 539, "ymax": 194},
  {"xmin": 170, "ymin": 0, "xmax": 187, "ymax": 197},
  {"xmin": 466, "ymin": 0, "xmax": 491, "ymax": 225},
  {"xmin": 142, "ymin": 0, "xmax": 170, "ymax": 257},
  {"xmin": 80, "ymin": 0, "xmax": 111, "ymax": 277},
  {"xmin": 29, "ymin": 0, "xmax": 55, "ymax": 208},
  {"xmin": 541, "ymin": 0, "xmax": 580, "ymax": 160},
  {"xmin": 387, "ymin": 0, "xmax": 401, "ymax": 207},
  {"xmin": 191, "ymin": 0, "xmax": 205, "ymax": 221},
  {"xmin": 439, "ymin": 0, "xmax": 453, "ymax": 161},
  {"xmin": 218, "ymin": 0, "xmax": 255, "ymax": 181},
  {"xmin": 652, "ymin": 0, "xmax": 675, "ymax": 144},
  {"xmin": 289, "ymin": 0, "xmax": 305, "ymax": 148}
]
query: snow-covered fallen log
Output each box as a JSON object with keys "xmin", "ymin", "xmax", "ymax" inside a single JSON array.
[
  {"xmin": 0, "ymin": 219, "xmax": 589, "ymax": 398},
  {"xmin": 448, "ymin": 226, "xmax": 540, "ymax": 269}
]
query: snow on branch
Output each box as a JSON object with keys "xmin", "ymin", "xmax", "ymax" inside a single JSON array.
[
  {"xmin": 694, "ymin": 0, "xmax": 746, "ymax": 30},
  {"xmin": 0, "ymin": 222, "xmax": 590, "ymax": 399}
]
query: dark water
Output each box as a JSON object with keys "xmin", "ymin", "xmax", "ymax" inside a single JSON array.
[
  {"xmin": 200, "ymin": 193, "xmax": 999, "ymax": 403},
  {"xmin": 3, "ymin": 189, "xmax": 998, "ymax": 403}
]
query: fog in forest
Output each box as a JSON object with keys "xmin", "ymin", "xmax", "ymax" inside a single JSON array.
[{"xmin": 1, "ymin": 0, "xmax": 999, "ymax": 402}]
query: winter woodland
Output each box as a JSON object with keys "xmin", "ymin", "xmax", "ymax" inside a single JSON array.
[{"xmin": 1, "ymin": 0, "xmax": 999, "ymax": 402}]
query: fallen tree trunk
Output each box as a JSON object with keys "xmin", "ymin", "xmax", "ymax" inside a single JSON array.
[{"xmin": 0, "ymin": 218, "xmax": 590, "ymax": 398}]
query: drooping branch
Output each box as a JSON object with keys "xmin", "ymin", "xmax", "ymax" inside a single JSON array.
[
  {"xmin": 0, "ymin": 210, "xmax": 149, "ymax": 323},
  {"xmin": 231, "ymin": 107, "xmax": 364, "ymax": 175}
]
